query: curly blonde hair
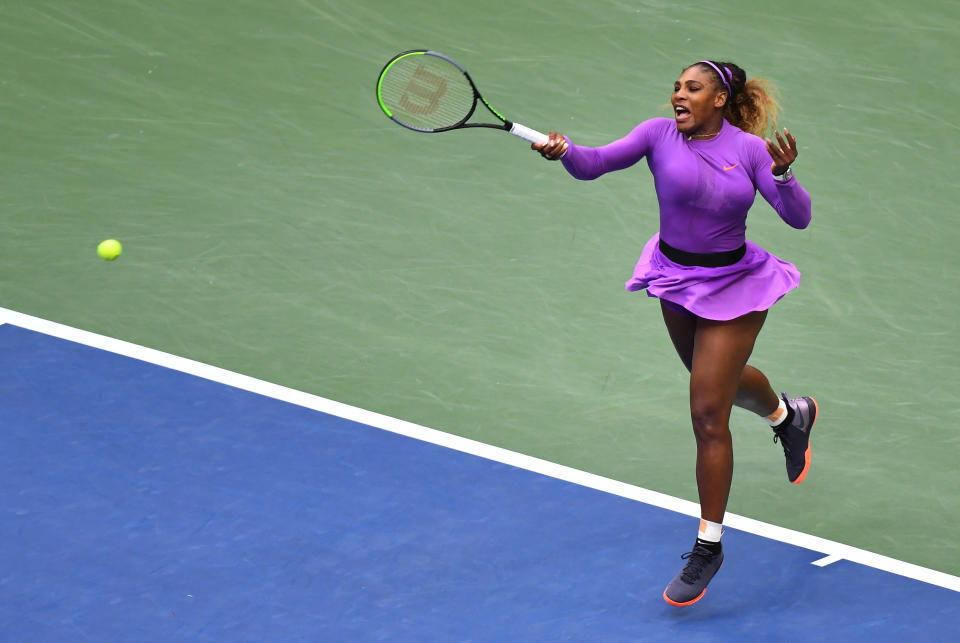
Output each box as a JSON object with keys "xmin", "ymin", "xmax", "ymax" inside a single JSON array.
[{"xmin": 691, "ymin": 61, "xmax": 780, "ymax": 137}]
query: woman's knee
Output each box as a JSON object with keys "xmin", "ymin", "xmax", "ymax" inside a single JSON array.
[{"xmin": 689, "ymin": 399, "xmax": 732, "ymax": 442}]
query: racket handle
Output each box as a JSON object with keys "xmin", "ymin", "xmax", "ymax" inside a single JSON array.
[{"xmin": 508, "ymin": 122, "xmax": 549, "ymax": 145}]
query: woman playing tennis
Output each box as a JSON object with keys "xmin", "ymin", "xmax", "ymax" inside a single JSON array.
[{"xmin": 534, "ymin": 60, "xmax": 818, "ymax": 606}]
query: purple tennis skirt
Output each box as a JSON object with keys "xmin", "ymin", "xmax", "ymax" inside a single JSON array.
[{"xmin": 625, "ymin": 233, "xmax": 801, "ymax": 321}]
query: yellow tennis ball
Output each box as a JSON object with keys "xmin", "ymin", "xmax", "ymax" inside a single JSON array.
[{"xmin": 97, "ymin": 239, "xmax": 122, "ymax": 261}]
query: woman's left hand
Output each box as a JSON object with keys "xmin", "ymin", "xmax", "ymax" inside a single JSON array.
[{"xmin": 765, "ymin": 128, "xmax": 797, "ymax": 175}]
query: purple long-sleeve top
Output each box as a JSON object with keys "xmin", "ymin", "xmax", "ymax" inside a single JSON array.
[{"xmin": 561, "ymin": 118, "xmax": 811, "ymax": 254}]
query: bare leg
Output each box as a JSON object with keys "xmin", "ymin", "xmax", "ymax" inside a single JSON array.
[
  {"xmin": 659, "ymin": 302, "xmax": 771, "ymax": 523},
  {"xmin": 689, "ymin": 312, "xmax": 768, "ymax": 521},
  {"xmin": 661, "ymin": 303, "xmax": 779, "ymax": 417},
  {"xmin": 734, "ymin": 365, "xmax": 780, "ymax": 415}
]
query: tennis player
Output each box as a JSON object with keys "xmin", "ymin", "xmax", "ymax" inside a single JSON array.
[{"xmin": 533, "ymin": 60, "xmax": 818, "ymax": 606}]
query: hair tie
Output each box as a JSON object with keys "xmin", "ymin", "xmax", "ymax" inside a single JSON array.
[{"xmin": 698, "ymin": 60, "xmax": 732, "ymax": 96}]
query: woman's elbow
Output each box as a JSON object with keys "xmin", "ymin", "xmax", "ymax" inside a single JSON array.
[
  {"xmin": 791, "ymin": 213, "xmax": 812, "ymax": 229},
  {"xmin": 562, "ymin": 167, "xmax": 600, "ymax": 181}
]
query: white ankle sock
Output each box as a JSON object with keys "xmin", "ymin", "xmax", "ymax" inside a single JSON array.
[
  {"xmin": 698, "ymin": 519, "xmax": 723, "ymax": 543},
  {"xmin": 766, "ymin": 398, "xmax": 788, "ymax": 427}
]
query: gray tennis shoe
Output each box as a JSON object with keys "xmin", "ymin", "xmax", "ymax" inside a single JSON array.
[
  {"xmin": 663, "ymin": 540, "xmax": 724, "ymax": 606},
  {"xmin": 773, "ymin": 393, "xmax": 818, "ymax": 484}
]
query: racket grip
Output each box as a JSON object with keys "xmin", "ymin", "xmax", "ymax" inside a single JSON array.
[{"xmin": 508, "ymin": 122, "xmax": 549, "ymax": 145}]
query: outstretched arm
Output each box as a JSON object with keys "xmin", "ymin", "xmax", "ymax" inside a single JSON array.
[{"xmin": 531, "ymin": 121, "xmax": 659, "ymax": 181}]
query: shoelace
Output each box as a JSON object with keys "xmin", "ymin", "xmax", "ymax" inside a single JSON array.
[
  {"xmin": 772, "ymin": 424, "xmax": 791, "ymax": 454},
  {"xmin": 679, "ymin": 546, "xmax": 717, "ymax": 583}
]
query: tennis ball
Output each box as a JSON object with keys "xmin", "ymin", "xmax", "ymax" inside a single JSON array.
[{"xmin": 97, "ymin": 239, "xmax": 122, "ymax": 261}]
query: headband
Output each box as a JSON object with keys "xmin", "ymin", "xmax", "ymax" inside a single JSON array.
[{"xmin": 698, "ymin": 60, "xmax": 733, "ymax": 96}]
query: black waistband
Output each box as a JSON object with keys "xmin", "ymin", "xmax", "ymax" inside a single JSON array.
[{"xmin": 658, "ymin": 238, "xmax": 746, "ymax": 267}]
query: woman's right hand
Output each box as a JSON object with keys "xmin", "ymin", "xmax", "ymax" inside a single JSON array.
[{"xmin": 532, "ymin": 131, "xmax": 568, "ymax": 160}]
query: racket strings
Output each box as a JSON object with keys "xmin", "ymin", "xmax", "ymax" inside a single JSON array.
[{"xmin": 379, "ymin": 54, "xmax": 476, "ymax": 131}]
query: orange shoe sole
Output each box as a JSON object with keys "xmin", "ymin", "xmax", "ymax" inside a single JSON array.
[
  {"xmin": 663, "ymin": 587, "xmax": 707, "ymax": 607},
  {"xmin": 662, "ymin": 558, "xmax": 724, "ymax": 606},
  {"xmin": 790, "ymin": 397, "xmax": 818, "ymax": 485}
]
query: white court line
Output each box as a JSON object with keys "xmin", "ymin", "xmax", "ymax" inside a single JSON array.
[
  {"xmin": 1, "ymin": 305, "xmax": 958, "ymax": 593},
  {"xmin": 812, "ymin": 554, "xmax": 844, "ymax": 568}
]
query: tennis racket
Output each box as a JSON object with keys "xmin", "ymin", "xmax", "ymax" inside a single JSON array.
[{"xmin": 376, "ymin": 49, "xmax": 549, "ymax": 145}]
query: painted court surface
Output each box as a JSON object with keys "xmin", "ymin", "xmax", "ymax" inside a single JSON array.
[{"xmin": 1, "ymin": 312, "xmax": 957, "ymax": 641}]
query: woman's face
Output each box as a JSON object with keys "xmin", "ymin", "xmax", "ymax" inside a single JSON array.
[{"xmin": 671, "ymin": 66, "xmax": 727, "ymax": 135}]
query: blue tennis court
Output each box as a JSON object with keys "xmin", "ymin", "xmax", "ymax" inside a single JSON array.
[{"xmin": 1, "ymin": 316, "xmax": 957, "ymax": 641}]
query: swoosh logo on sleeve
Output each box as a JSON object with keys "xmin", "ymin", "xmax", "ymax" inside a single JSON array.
[{"xmin": 723, "ymin": 163, "xmax": 739, "ymax": 171}]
